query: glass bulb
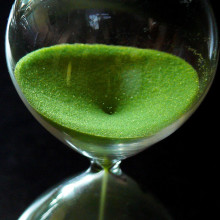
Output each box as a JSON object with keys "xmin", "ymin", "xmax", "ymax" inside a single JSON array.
[{"xmin": 5, "ymin": 0, "xmax": 218, "ymax": 219}]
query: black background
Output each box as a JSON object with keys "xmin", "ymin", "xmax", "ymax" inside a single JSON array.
[{"xmin": 0, "ymin": 0, "xmax": 219, "ymax": 219}]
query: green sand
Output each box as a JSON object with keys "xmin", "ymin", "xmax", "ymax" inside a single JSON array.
[{"xmin": 15, "ymin": 44, "xmax": 199, "ymax": 139}]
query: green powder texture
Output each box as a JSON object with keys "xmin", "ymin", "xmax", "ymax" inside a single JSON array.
[{"xmin": 15, "ymin": 44, "xmax": 199, "ymax": 139}]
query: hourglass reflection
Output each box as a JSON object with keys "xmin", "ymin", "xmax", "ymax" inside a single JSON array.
[{"xmin": 6, "ymin": 0, "xmax": 218, "ymax": 219}]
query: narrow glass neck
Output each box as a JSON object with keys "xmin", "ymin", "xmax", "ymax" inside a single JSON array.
[{"xmin": 90, "ymin": 159, "xmax": 122, "ymax": 175}]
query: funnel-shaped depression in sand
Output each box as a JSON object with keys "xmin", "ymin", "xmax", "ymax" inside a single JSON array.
[{"xmin": 15, "ymin": 44, "xmax": 199, "ymax": 138}]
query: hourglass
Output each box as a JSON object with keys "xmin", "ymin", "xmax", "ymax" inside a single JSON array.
[{"xmin": 6, "ymin": 0, "xmax": 218, "ymax": 219}]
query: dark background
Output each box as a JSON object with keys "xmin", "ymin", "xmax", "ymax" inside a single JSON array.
[{"xmin": 0, "ymin": 0, "xmax": 219, "ymax": 219}]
